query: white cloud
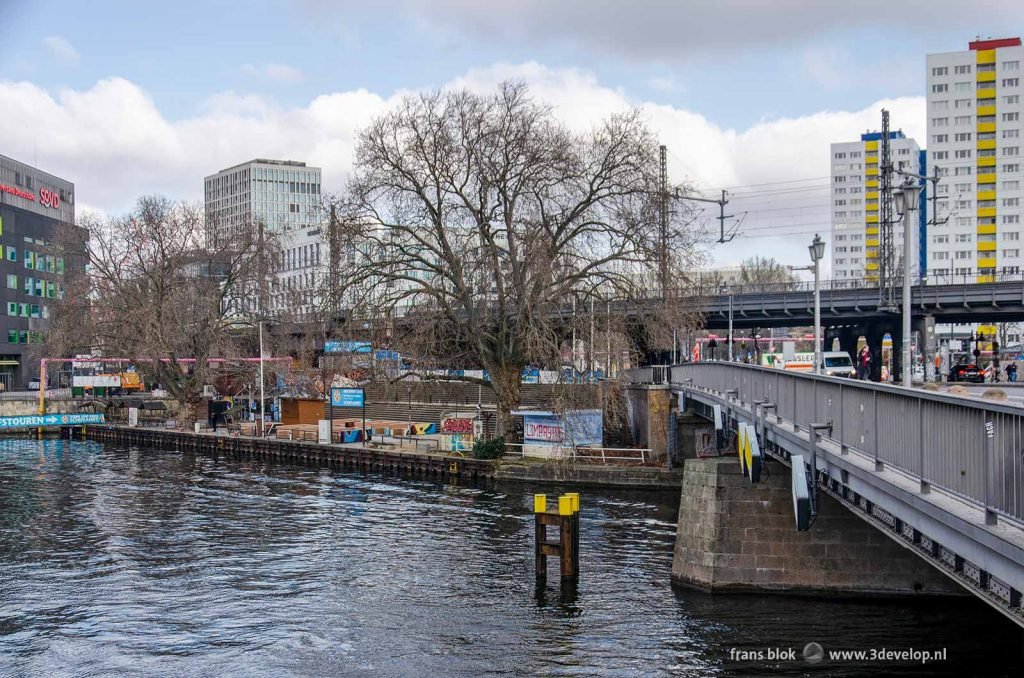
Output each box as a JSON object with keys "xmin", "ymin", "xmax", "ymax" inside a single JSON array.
[
  {"xmin": 242, "ymin": 63, "xmax": 305, "ymax": 83},
  {"xmin": 646, "ymin": 75, "xmax": 678, "ymax": 92},
  {"xmin": 42, "ymin": 35, "xmax": 80, "ymax": 67},
  {"xmin": 0, "ymin": 63, "xmax": 926, "ymax": 270}
]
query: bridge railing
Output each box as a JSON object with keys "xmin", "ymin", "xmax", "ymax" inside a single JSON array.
[
  {"xmin": 675, "ymin": 270, "xmax": 1024, "ymax": 298},
  {"xmin": 669, "ymin": 362, "xmax": 1024, "ymax": 525}
]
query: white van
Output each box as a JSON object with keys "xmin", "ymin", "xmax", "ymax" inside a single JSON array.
[{"xmin": 822, "ymin": 351, "xmax": 856, "ymax": 378}]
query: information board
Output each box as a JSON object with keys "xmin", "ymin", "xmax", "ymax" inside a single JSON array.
[{"xmin": 330, "ymin": 387, "xmax": 365, "ymax": 408}]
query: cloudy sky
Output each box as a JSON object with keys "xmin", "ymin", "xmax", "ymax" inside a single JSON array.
[{"xmin": 2, "ymin": 0, "xmax": 1023, "ymax": 272}]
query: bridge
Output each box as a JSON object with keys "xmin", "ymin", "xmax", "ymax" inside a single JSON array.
[
  {"xmin": 625, "ymin": 363, "xmax": 1024, "ymax": 627},
  {"xmin": 693, "ymin": 276, "xmax": 1024, "ymax": 330}
]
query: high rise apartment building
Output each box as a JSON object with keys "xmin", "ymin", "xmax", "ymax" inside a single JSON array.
[
  {"xmin": 926, "ymin": 37, "xmax": 1023, "ymax": 282},
  {"xmin": 204, "ymin": 159, "xmax": 325, "ymax": 316},
  {"xmin": 830, "ymin": 132, "xmax": 923, "ymax": 283}
]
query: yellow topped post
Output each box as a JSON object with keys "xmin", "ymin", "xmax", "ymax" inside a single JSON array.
[
  {"xmin": 534, "ymin": 494, "xmax": 547, "ymax": 513},
  {"xmin": 566, "ymin": 492, "xmax": 580, "ymax": 513},
  {"xmin": 558, "ymin": 495, "xmax": 573, "ymax": 516}
]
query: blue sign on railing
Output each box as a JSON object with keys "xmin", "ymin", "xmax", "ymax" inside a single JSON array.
[
  {"xmin": 330, "ymin": 388, "xmax": 365, "ymax": 408},
  {"xmin": 324, "ymin": 341, "xmax": 372, "ymax": 354},
  {"xmin": 0, "ymin": 413, "xmax": 105, "ymax": 429}
]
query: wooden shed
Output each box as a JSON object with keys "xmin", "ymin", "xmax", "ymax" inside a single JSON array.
[{"xmin": 280, "ymin": 398, "xmax": 327, "ymax": 425}]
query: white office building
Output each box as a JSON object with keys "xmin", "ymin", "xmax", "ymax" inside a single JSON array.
[
  {"xmin": 830, "ymin": 132, "xmax": 923, "ymax": 284},
  {"xmin": 926, "ymin": 37, "xmax": 1023, "ymax": 282},
  {"xmin": 204, "ymin": 159, "xmax": 326, "ymax": 317}
]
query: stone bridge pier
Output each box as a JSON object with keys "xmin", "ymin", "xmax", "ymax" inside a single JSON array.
[{"xmin": 671, "ymin": 457, "xmax": 963, "ymax": 596}]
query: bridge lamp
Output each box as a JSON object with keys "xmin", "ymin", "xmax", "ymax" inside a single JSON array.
[
  {"xmin": 894, "ymin": 179, "xmax": 923, "ymax": 387},
  {"xmin": 808, "ymin": 235, "xmax": 824, "ymax": 374}
]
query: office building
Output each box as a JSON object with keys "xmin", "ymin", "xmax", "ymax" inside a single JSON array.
[
  {"xmin": 204, "ymin": 159, "xmax": 325, "ymax": 317},
  {"xmin": 0, "ymin": 153, "xmax": 78, "ymax": 389},
  {"xmin": 926, "ymin": 37, "xmax": 1023, "ymax": 282},
  {"xmin": 830, "ymin": 132, "xmax": 924, "ymax": 283}
]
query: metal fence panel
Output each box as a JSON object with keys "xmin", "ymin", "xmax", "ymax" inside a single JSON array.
[{"xmin": 668, "ymin": 362, "xmax": 1024, "ymax": 523}]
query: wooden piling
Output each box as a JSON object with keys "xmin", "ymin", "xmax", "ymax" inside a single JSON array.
[{"xmin": 535, "ymin": 492, "xmax": 580, "ymax": 581}]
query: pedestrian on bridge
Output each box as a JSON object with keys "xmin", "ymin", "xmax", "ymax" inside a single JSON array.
[{"xmin": 857, "ymin": 346, "xmax": 872, "ymax": 381}]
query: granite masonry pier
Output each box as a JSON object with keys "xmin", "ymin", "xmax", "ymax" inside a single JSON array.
[{"xmin": 672, "ymin": 457, "xmax": 964, "ymax": 596}]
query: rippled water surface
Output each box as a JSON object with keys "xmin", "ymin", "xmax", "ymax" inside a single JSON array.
[{"xmin": 0, "ymin": 439, "xmax": 1020, "ymax": 677}]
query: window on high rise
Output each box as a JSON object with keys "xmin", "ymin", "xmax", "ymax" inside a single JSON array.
[
  {"xmin": 933, "ymin": 100, "xmax": 949, "ymax": 111},
  {"xmin": 1004, "ymin": 163, "xmax": 1021, "ymax": 173},
  {"xmin": 1004, "ymin": 61, "xmax": 1020, "ymax": 72},
  {"xmin": 1005, "ymin": 129, "xmax": 1021, "ymax": 139},
  {"xmin": 955, "ymin": 65, "xmax": 972, "ymax": 75},
  {"xmin": 1003, "ymin": 78, "xmax": 1020, "ymax": 88},
  {"xmin": 932, "ymin": 118, "xmax": 948, "ymax": 127},
  {"xmin": 932, "ymin": 83, "xmax": 948, "ymax": 93},
  {"xmin": 932, "ymin": 134, "xmax": 948, "ymax": 143},
  {"xmin": 955, "ymin": 132, "xmax": 972, "ymax": 141},
  {"xmin": 1004, "ymin": 112, "xmax": 1021, "ymax": 122},
  {"xmin": 1006, "ymin": 95, "xmax": 1021, "ymax": 105},
  {"xmin": 955, "ymin": 149, "xmax": 972, "ymax": 159},
  {"xmin": 954, "ymin": 116, "xmax": 972, "ymax": 126},
  {"xmin": 1004, "ymin": 147, "xmax": 1021, "ymax": 157},
  {"xmin": 1005, "ymin": 198, "xmax": 1021, "ymax": 207},
  {"xmin": 1004, "ymin": 249, "xmax": 1020, "ymax": 258},
  {"xmin": 932, "ymin": 67, "xmax": 948, "ymax": 76},
  {"xmin": 954, "ymin": 99, "xmax": 971, "ymax": 109},
  {"xmin": 955, "ymin": 81, "xmax": 972, "ymax": 92},
  {"xmin": 1005, "ymin": 180, "xmax": 1021, "ymax": 190}
]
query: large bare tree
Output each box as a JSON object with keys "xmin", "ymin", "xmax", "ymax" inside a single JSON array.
[
  {"xmin": 738, "ymin": 255, "xmax": 796, "ymax": 291},
  {"xmin": 47, "ymin": 196, "xmax": 276, "ymax": 420},
  {"xmin": 336, "ymin": 82, "xmax": 702, "ymax": 433}
]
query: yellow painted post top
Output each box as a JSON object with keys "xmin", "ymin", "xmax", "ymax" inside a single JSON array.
[
  {"xmin": 566, "ymin": 492, "xmax": 580, "ymax": 513},
  {"xmin": 558, "ymin": 495, "xmax": 573, "ymax": 516},
  {"xmin": 534, "ymin": 494, "xmax": 547, "ymax": 513}
]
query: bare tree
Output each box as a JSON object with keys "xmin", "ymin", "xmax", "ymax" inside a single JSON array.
[
  {"xmin": 335, "ymin": 82, "xmax": 702, "ymax": 434},
  {"xmin": 739, "ymin": 255, "xmax": 796, "ymax": 291},
  {"xmin": 47, "ymin": 196, "xmax": 277, "ymax": 421}
]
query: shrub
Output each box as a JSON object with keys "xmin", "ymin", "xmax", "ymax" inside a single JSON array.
[{"xmin": 472, "ymin": 436, "xmax": 505, "ymax": 460}]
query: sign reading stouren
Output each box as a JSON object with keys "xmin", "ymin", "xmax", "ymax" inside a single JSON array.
[{"xmin": 0, "ymin": 413, "xmax": 105, "ymax": 428}]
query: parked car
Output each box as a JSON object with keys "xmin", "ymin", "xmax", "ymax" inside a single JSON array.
[
  {"xmin": 28, "ymin": 379, "xmax": 41, "ymax": 390},
  {"xmin": 949, "ymin": 362, "xmax": 984, "ymax": 383}
]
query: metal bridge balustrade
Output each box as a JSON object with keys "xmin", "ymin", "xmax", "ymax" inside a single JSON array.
[{"xmin": 621, "ymin": 362, "xmax": 1024, "ymax": 624}]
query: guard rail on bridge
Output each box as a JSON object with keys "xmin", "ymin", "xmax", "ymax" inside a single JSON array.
[
  {"xmin": 667, "ymin": 364, "xmax": 1024, "ymax": 525},
  {"xmin": 625, "ymin": 363, "xmax": 1024, "ymax": 625}
]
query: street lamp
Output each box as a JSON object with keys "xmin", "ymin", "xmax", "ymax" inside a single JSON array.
[
  {"xmin": 720, "ymin": 283, "xmax": 734, "ymax": 361},
  {"xmin": 894, "ymin": 178, "xmax": 923, "ymax": 387},
  {"xmin": 808, "ymin": 234, "xmax": 825, "ymax": 374}
]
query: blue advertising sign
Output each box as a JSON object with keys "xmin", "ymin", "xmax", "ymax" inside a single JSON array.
[
  {"xmin": 0, "ymin": 413, "xmax": 105, "ymax": 429},
  {"xmin": 324, "ymin": 341, "xmax": 372, "ymax": 354},
  {"xmin": 330, "ymin": 388, "xmax": 365, "ymax": 407}
]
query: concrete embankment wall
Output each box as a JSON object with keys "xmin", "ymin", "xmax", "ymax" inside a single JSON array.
[
  {"xmin": 1, "ymin": 398, "xmax": 88, "ymax": 416},
  {"xmin": 672, "ymin": 457, "xmax": 964, "ymax": 596},
  {"xmin": 80, "ymin": 425, "xmax": 679, "ymax": 490}
]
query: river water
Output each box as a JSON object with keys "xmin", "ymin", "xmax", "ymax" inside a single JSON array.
[{"xmin": 0, "ymin": 439, "xmax": 1020, "ymax": 677}]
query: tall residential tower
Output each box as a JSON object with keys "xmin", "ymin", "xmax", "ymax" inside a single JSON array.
[
  {"xmin": 830, "ymin": 132, "xmax": 924, "ymax": 283},
  {"xmin": 926, "ymin": 37, "xmax": 1023, "ymax": 282}
]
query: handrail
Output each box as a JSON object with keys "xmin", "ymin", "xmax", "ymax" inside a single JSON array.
[{"xmin": 668, "ymin": 362, "xmax": 1024, "ymax": 524}]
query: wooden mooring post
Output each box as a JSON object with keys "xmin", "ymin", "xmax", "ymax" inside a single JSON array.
[{"xmin": 534, "ymin": 492, "xmax": 580, "ymax": 580}]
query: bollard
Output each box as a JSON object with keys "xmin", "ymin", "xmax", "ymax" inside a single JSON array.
[{"xmin": 535, "ymin": 492, "xmax": 580, "ymax": 581}]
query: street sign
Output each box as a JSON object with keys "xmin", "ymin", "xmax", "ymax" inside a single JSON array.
[
  {"xmin": 0, "ymin": 413, "xmax": 105, "ymax": 428},
  {"xmin": 330, "ymin": 388, "xmax": 365, "ymax": 407}
]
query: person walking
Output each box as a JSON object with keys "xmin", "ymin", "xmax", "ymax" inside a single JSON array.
[{"xmin": 857, "ymin": 346, "xmax": 872, "ymax": 381}]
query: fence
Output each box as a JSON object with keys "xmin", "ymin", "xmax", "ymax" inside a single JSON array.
[
  {"xmin": 669, "ymin": 362, "xmax": 1024, "ymax": 525},
  {"xmin": 503, "ymin": 443, "xmax": 648, "ymax": 465}
]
